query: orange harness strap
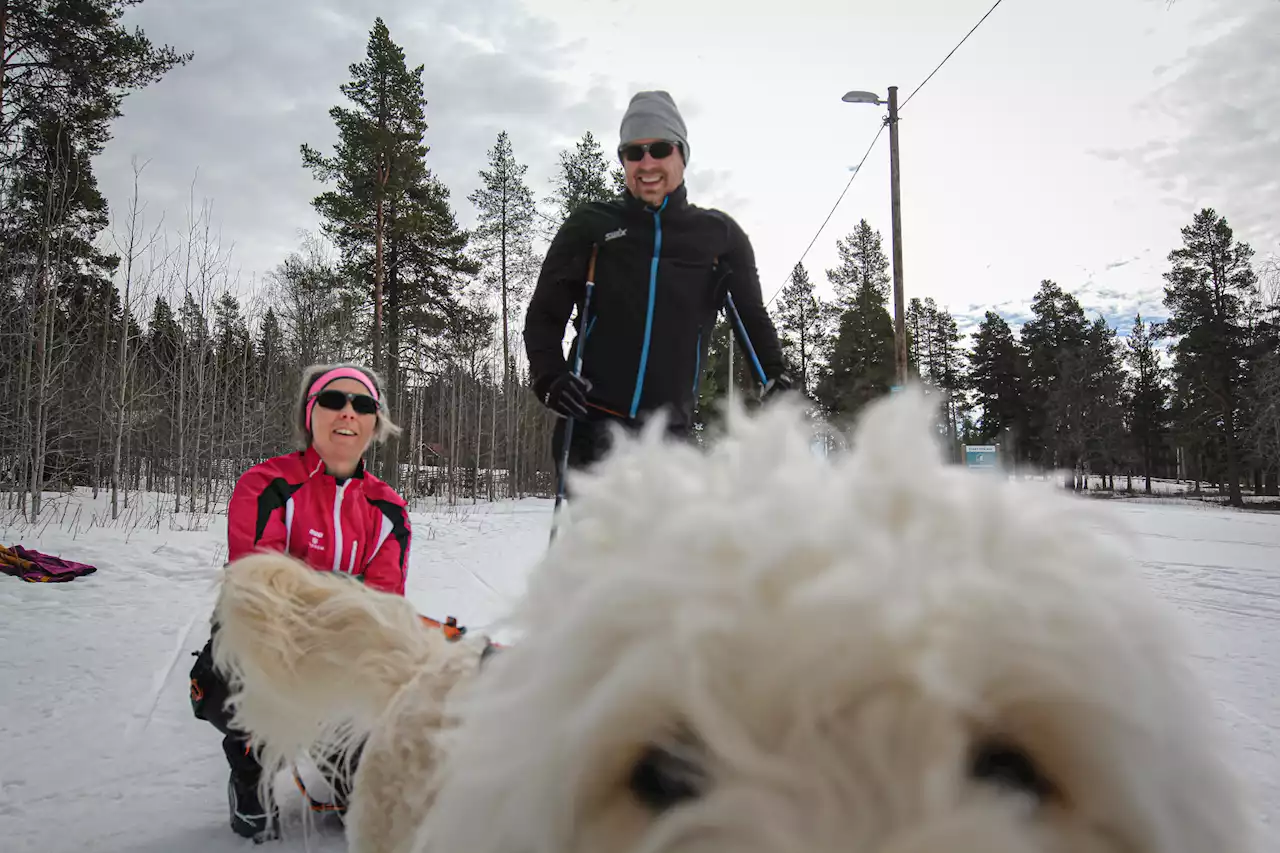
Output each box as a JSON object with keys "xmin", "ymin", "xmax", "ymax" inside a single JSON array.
[
  {"xmin": 419, "ymin": 614, "xmax": 467, "ymax": 641},
  {"xmin": 419, "ymin": 614, "xmax": 506, "ymax": 654}
]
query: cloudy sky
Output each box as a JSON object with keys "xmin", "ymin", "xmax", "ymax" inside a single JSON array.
[{"xmin": 93, "ymin": 0, "xmax": 1279, "ymax": 338}]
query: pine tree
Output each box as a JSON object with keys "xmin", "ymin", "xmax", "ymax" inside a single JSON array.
[
  {"xmin": 815, "ymin": 227, "xmax": 895, "ymax": 419},
  {"xmin": 899, "ymin": 296, "xmax": 964, "ymax": 444},
  {"xmin": 1161, "ymin": 207, "xmax": 1257, "ymax": 507},
  {"xmin": 771, "ymin": 262, "xmax": 826, "ymax": 398},
  {"xmin": 0, "ymin": 0, "xmax": 191, "ymax": 165},
  {"xmin": 1123, "ymin": 314, "xmax": 1168, "ymax": 493},
  {"xmin": 1241, "ymin": 262, "xmax": 1280, "ymax": 495},
  {"xmin": 140, "ymin": 295, "xmax": 181, "ymax": 486},
  {"xmin": 966, "ymin": 311, "xmax": 1026, "ymax": 451},
  {"xmin": 906, "ymin": 297, "xmax": 927, "ymax": 378},
  {"xmin": 549, "ymin": 131, "xmax": 615, "ymax": 223},
  {"xmin": 300, "ymin": 17, "xmax": 476, "ymax": 484},
  {"xmin": 468, "ymin": 130, "xmax": 539, "ymax": 496},
  {"xmin": 1019, "ymin": 280, "xmax": 1090, "ymax": 471},
  {"xmin": 256, "ymin": 308, "xmax": 290, "ymax": 454},
  {"xmin": 1168, "ymin": 363, "xmax": 1214, "ymax": 491},
  {"xmin": 212, "ymin": 291, "xmax": 251, "ymax": 470},
  {"xmin": 1079, "ymin": 316, "xmax": 1127, "ymax": 487},
  {"xmin": 827, "ymin": 220, "xmax": 890, "ymax": 310},
  {"xmin": 385, "ymin": 167, "xmax": 478, "ymax": 434},
  {"xmin": 300, "ymin": 17, "xmax": 429, "ymax": 375},
  {"xmin": 1245, "ymin": 346, "xmax": 1280, "ymax": 496},
  {"xmin": 815, "ymin": 296, "xmax": 895, "ymax": 419},
  {"xmin": 5, "ymin": 109, "xmax": 119, "ymax": 281},
  {"xmin": 212, "ymin": 291, "xmax": 249, "ymax": 404},
  {"xmin": 907, "ymin": 297, "xmax": 955, "ymax": 392},
  {"xmin": 929, "ymin": 304, "xmax": 964, "ymax": 449}
]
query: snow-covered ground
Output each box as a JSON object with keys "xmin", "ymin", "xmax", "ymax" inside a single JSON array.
[{"xmin": 0, "ymin": 490, "xmax": 1275, "ymax": 851}]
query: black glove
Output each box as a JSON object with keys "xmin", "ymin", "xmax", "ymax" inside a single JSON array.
[
  {"xmin": 543, "ymin": 372, "xmax": 591, "ymax": 419},
  {"xmin": 762, "ymin": 371, "xmax": 794, "ymax": 400}
]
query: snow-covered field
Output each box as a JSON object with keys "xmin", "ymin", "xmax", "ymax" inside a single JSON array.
[{"xmin": 0, "ymin": 490, "xmax": 1275, "ymax": 851}]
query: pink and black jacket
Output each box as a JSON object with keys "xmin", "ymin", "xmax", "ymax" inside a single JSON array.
[{"xmin": 226, "ymin": 446, "xmax": 411, "ymax": 596}]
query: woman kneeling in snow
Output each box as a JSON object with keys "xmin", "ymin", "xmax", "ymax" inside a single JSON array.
[{"xmin": 189, "ymin": 361, "xmax": 411, "ymax": 841}]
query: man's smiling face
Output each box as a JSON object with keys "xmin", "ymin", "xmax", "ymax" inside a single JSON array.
[{"xmin": 622, "ymin": 138, "xmax": 685, "ymax": 206}]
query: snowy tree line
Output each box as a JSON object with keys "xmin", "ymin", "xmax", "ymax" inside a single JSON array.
[
  {"xmin": 2, "ymin": 4, "xmax": 1277, "ymax": 522},
  {"xmin": 769, "ymin": 212, "xmax": 1280, "ymax": 507}
]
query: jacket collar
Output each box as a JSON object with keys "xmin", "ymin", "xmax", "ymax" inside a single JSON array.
[{"xmin": 302, "ymin": 445, "xmax": 366, "ymax": 481}]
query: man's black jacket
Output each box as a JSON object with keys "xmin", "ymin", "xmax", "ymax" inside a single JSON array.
[{"xmin": 524, "ymin": 183, "xmax": 786, "ymax": 429}]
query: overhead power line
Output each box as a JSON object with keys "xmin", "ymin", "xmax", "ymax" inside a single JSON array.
[
  {"xmin": 900, "ymin": 0, "xmax": 1007, "ymax": 111},
  {"xmin": 765, "ymin": 121, "xmax": 886, "ymax": 308},
  {"xmin": 765, "ymin": 0, "xmax": 1010, "ymax": 309}
]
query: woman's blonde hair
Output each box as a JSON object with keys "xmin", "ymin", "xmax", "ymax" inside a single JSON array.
[{"xmin": 292, "ymin": 362, "xmax": 402, "ymax": 451}]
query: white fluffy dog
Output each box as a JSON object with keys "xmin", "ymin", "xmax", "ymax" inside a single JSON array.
[{"xmin": 212, "ymin": 389, "xmax": 1256, "ymax": 853}]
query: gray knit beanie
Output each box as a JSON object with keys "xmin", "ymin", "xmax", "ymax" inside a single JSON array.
[{"xmin": 619, "ymin": 90, "xmax": 689, "ymax": 164}]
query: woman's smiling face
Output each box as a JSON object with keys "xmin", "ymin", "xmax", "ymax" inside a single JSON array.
[{"xmin": 309, "ymin": 377, "xmax": 378, "ymax": 475}]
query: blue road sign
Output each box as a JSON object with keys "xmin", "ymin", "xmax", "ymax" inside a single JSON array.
[{"xmin": 964, "ymin": 444, "xmax": 997, "ymax": 470}]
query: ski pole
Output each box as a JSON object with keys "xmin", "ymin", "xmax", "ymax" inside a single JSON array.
[
  {"xmin": 551, "ymin": 245, "xmax": 599, "ymax": 541},
  {"xmin": 724, "ymin": 292, "xmax": 769, "ymax": 387},
  {"xmin": 724, "ymin": 292, "xmax": 792, "ymax": 402}
]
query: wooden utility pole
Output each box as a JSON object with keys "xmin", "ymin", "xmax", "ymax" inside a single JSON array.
[{"xmin": 886, "ymin": 85, "xmax": 907, "ymax": 388}]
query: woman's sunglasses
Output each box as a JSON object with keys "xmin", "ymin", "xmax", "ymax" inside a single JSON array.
[
  {"xmin": 312, "ymin": 389, "xmax": 379, "ymax": 415},
  {"xmin": 618, "ymin": 140, "xmax": 680, "ymax": 162}
]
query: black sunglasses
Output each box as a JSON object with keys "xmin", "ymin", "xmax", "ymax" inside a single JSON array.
[
  {"xmin": 618, "ymin": 140, "xmax": 680, "ymax": 162},
  {"xmin": 312, "ymin": 389, "xmax": 379, "ymax": 415}
]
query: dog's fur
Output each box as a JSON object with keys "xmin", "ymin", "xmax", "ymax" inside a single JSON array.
[
  {"xmin": 213, "ymin": 389, "xmax": 1256, "ymax": 853},
  {"xmin": 211, "ymin": 551, "xmax": 486, "ymax": 849}
]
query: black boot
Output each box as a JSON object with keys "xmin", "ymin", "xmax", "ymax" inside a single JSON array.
[
  {"xmin": 228, "ymin": 770, "xmax": 279, "ymax": 841},
  {"xmin": 224, "ymin": 733, "xmax": 279, "ymax": 842}
]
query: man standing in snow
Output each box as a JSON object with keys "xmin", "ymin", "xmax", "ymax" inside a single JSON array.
[{"xmin": 524, "ymin": 90, "xmax": 791, "ymax": 478}]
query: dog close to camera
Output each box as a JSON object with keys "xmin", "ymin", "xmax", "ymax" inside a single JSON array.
[{"xmin": 212, "ymin": 388, "xmax": 1258, "ymax": 853}]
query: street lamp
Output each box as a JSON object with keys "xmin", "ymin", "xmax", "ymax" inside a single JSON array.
[
  {"xmin": 843, "ymin": 85, "xmax": 907, "ymax": 390},
  {"xmin": 841, "ymin": 90, "xmax": 881, "ymax": 105}
]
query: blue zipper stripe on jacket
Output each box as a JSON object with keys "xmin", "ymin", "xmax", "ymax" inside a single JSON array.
[{"xmin": 630, "ymin": 197, "xmax": 668, "ymax": 417}]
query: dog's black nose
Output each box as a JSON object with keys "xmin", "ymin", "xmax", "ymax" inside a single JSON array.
[
  {"xmin": 629, "ymin": 730, "xmax": 707, "ymax": 811},
  {"xmin": 970, "ymin": 738, "xmax": 1056, "ymax": 801}
]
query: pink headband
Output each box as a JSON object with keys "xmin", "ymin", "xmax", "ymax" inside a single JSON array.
[{"xmin": 305, "ymin": 367, "xmax": 380, "ymax": 432}]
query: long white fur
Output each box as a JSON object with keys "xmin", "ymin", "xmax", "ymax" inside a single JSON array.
[
  {"xmin": 214, "ymin": 388, "xmax": 1259, "ymax": 853},
  {"xmin": 211, "ymin": 550, "xmax": 485, "ymax": 851}
]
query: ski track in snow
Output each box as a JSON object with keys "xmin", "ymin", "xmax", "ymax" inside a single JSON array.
[{"xmin": 0, "ymin": 493, "xmax": 1275, "ymax": 851}]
